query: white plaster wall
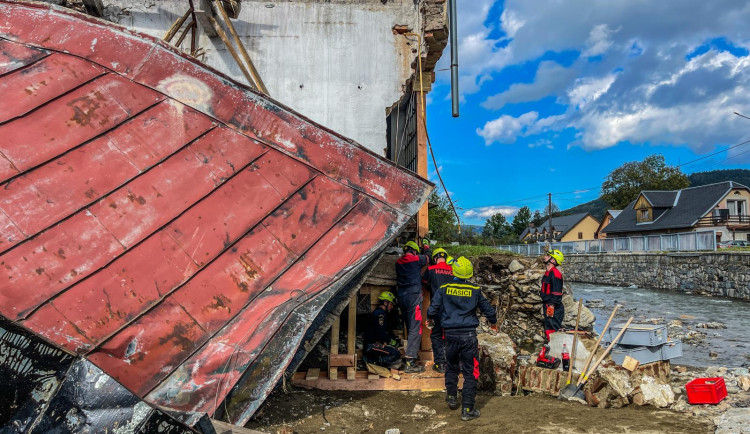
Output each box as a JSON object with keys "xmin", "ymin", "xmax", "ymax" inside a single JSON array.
[{"xmin": 103, "ymin": 0, "xmax": 422, "ymax": 155}]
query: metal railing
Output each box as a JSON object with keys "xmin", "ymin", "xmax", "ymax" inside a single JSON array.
[{"xmin": 496, "ymin": 230, "xmax": 717, "ymax": 256}]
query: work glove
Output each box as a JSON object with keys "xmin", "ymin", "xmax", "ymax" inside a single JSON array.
[
  {"xmin": 388, "ymin": 338, "xmax": 399, "ymax": 347},
  {"xmin": 425, "ymin": 319, "xmax": 435, "ymax": 330},
  {"xmin": 490, "ymin": 323, "xmax": 499, "ymax": 334}
]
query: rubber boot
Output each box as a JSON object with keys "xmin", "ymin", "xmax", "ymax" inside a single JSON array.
[
  {"xmin": 461, "ymin": 407, "xmax": 480, "ymax": 421},
  {"xmin": 445, "ymin": 394, "xmax": 459, "ymax": 410},
  {"xmin": 404, "ymin": 358, "xmax": 424, "ymax": 373}
]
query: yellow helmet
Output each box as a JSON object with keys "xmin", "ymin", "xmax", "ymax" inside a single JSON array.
[
  {"xmin": 446, "ymin": 256, "xmax": 455, "ymax": 265},
  {"xmin": 452, "ymin": 256, "xmax": 474, "ymax": 279},
  {"xmin": 378, "ymin": 291, "xmax": 396, "ymax": 304},
  {"xmin": 431, "ymin": 247, "xmax": 448, "ymax": 260},
  {"xmin": 546, "ymin": 249, "xmax": 564, "ymax": 265},
  {"xmin": 403, "ymin": 241, "xmax": 420, "ymax": 253}
]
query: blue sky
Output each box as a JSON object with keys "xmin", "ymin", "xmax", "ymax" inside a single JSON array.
[{"xmin": 425, "ymin": 0, "xmax": 750, "ymax": 226}]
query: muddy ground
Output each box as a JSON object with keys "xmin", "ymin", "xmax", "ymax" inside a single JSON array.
[{"xmin": 246, "ymin": 388, "xmax": 713, "ymax": 433}]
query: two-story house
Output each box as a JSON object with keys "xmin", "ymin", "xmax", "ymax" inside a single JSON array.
[
  {"xmin": 603, "ymin": 181, "xmax": 750, "ymax": 241},
  {"xmin": 520, "ymin": 212, "xmax": 600, "ymax": 243}
]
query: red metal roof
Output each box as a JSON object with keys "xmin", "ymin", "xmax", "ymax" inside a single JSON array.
[{"xmin": 0, "ymin": 1, "xmax": 432, "ymax": 425}]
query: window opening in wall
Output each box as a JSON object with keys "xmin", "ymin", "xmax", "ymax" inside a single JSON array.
[
  {"xmin": 727, "ymin": 199, "xmax": 746, "ymax": 216},
  {"xmin": 578, "ymin": 232, "xmax": 583, "ymax": 239}
]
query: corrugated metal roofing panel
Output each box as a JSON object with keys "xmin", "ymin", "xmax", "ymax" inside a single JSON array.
[{"xmin": 0, "ymin": 1, "xmax": 432, "ymax": 426}]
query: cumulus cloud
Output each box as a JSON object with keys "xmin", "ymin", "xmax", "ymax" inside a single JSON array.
[
  {"xmin": 476, "ymin": 111, "xmax": 538, "ymax": 145},
  {"xmin": 463, "ymin": 0, "xmax": 750, "ymax": 151},
  {"xmin": 464, "ymin": 206, "xmax": 519, "ymax": 219}
]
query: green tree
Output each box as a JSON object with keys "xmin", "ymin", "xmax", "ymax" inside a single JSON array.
[
  {"xmin": 427, "ymin": 191, "xmax": 458, "ymax": 242},
  {"xmin": 601, "ymin": 154, "xmax": 689, "ymax": 209},
  {"xmin": 483, "ymin": 213, "xmax": 511, "ymax": 244},
  {"xmin": 531, "ymin": 210, "xmax": 545, "ymax": 227},
  {"xmin": 511, "ymin": 206, "xmax": 532, "ymax": 236}
]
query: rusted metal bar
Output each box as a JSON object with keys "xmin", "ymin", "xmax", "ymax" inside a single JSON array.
[
  {"xmin": 164, "ymin": 7, "xmax": 193, "ymax": 43},
  {"xmin": 207, "ymin": 15, "xmax": 257, "ymax": 89},
  {"xmin": 213, "ymin": 0, "xmax": 268, "ymax": 94}
]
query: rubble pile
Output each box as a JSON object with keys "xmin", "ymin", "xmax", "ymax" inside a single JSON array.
[{"xmin": 471, "ymin": 254, "xmax": 595, "ymax": 350}]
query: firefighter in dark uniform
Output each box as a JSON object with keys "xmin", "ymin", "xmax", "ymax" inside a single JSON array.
[
  {"xmin": 395, "ymin": 240, "xmax": 430, "ymax": 373},
  {"xmin": 427, "ymin": 256, "xmax": 497, "ymax": 421},
  {"xmin": 540, "ymin": 249, "xmax": 565, "ymax": 341},
  {"xmin": 363, "ymin": 291, "xmax": 402, "ymax": 369},
  {"xmin": 422, "ymin": 247, "xmax": 453, "ymax": 373}
]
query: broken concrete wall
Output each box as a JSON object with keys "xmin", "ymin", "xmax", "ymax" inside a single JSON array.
[{"xmin": 98, "ymin": 0, "xmax": 447, "ymax": 156}]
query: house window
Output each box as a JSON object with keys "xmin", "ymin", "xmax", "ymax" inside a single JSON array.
[
  {"xmin": 578, "ymin": 232, "xmax": 583, "ymax": 239},
  {"xmin": 640, "ymin": 209, "xmax": 649, "ymax": 220},
  {"xmin": 727, "ymin": 200, "xmax": 746, "ymax": 216},
  {"xmin": 608, "ymin": 217, "xmax": 613, "ymax": 223}
]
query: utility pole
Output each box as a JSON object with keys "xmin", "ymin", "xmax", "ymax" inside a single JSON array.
[{"xmin": 548, "ymin": 193, "xmax": 553, "ymax": 242}]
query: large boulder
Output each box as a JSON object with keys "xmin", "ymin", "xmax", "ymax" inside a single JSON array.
[
  {"xmin": 562, "ymin": 294, "xmax": 596, "ymax": 331},
  {"xmin": 715, "ymin": 409, "xmax": 750, "ymax": 434},
  {"xmin": 638, "ymin": 376, "xmax": 675, "ymax": 408},
  {"xmin": 508, "ymin": 259, "xmax": 525, "ymax": 273},
  {"xmin": 478, "ymin": 332, "xmax": 517, "ymax": 395}
]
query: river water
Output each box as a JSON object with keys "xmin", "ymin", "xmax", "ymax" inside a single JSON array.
[{"xmin": 571, "ymin": 282, "xmax": 750, "ymax": 368}]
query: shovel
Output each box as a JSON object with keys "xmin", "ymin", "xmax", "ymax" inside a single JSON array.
[
  {"xmin": 560, "ymin": 316, "xmax": 633, "ymax": 402},
  {"xmin": 557, "ymin": 304, "xmax": 619, "ymax": 399},
  {"xmin": 564, "ymin": 299, "xmax": 583, "ymax": 387}
]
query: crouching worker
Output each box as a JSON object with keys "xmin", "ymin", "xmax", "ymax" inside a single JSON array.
[
  {"xmin": 541, "ymin": 249, "xmax": 565, "ymax": 341},
  {"xmin": 363, "ymin": 291, "xmax": 402, "ymax": 370},
  {"xmin": 427, "ymin": 256, "xmax": 497, "ymax": 421}
]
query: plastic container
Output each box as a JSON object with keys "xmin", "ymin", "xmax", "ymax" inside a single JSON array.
[
  {"xmin": 610, "ymin": 344, "xmax": 662, "ymax": 365},
  {"xmin": 605, "ymin": 324, "xmax": 668, "ymax": 347},
  {"xmin": 685, "ymin": 377, "xmax": 727, "ymax": 405},
  {"xmin": 660, "ymin": 341, "xmax": 682, "ymax": 360}
]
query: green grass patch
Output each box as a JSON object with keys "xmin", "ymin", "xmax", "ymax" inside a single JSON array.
[{"xmin": 433, "ymin": 245, "xmax": 517, "ymax": 258}]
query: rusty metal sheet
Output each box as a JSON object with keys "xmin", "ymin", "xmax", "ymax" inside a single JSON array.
[{"xmin": 0, "ymin": 1, "xmax": 433, "ymax": 425}]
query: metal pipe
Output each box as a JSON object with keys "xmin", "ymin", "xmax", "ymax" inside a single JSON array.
[{"xmin": 449, "ymin": 0, "xmax": 460, "ymax": 117}]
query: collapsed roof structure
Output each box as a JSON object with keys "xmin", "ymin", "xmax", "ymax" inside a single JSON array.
[{"xmin": 0, "ymin": 1, "xmax": 432, "ymax": 430}]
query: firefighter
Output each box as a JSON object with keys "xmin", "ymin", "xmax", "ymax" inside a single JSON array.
[
  {"xmin": 423, "ymin": 247, "xmax": 453, "ymax": 373},
  {"xmin": 363, "ymin": 291, "xmax": 402, "ymax": 369},
  {"xmin": 395, "ymin": 240, "xmax": 430, "ymax": 373},
  {"xmin": 541, "ymin": 249, "xmax": 565, "ymax": 341},
  {"xmin": 427, "ymin": 256, "xmax": 498, "ymax": 421}
]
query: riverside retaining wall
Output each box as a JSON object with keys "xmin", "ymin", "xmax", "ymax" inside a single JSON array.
[{"xmin": 564, "ymin": 252, "xmax": 750, "ymax": 300}]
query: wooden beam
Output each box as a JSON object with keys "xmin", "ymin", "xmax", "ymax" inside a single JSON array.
[
  {"xmin": 329, "ymin": 354, "xmax": 355, "ymax": 367},
  {"xmin": 214, "ymin": 0, "xmax": 269, "ymax": 94},
  {"xmin": 420, "ymin": 289, "xmax": 432, "ymax": 353},
  {"xmin": 291, "ymin": 371, "xmax": 460, "ymax": 392},
  {"xmin": 329, "ymin": 315, "xmax": 340, "ymax": 380},
  {"xmin": 164, "ymin": 8, "xmax": 192, "ymax": 43},
  {"xmin": 207, "ymin": 16, "xmax": 258, "ymax": 89},
  {"xmin": 347, "ymin": 293, "xmax": 357, "ymax": 355},
  {"xmin": 415, "ymin": 91, "xmax": 428, "ymax": 237},
  {"xmin": 305, "ymin": 368, "xmax": 320, "ymax": 381}
]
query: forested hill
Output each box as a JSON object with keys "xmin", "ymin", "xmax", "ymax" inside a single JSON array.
[
  {"xmin": 688, "ymin": 169, "xmax": 750, "ymax": 188},
  {"xmin": 557, "ymin": 169, "xmax": 750, "ymax": 220}
]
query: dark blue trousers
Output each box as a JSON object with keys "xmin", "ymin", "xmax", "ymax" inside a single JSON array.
[
  {"xmin": 444, "ymin": 329, "xmax": 480, "ymax": 409},
  {"xmin": 398, "ymin": 290, "xmax": 423, "ymax": 360},
  {"xmin": 430, "ymin": 318, "xmax": 446, "ymax": 366}
]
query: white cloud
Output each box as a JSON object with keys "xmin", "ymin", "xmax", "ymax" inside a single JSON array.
[
  {"xmin": 476, "ymin": 111, "xmax": 538, "ymax": 145},
  {"xmin": 464, "ymin": 206, "xmax": 519, "ymax": 219},
  {"xmin": 462, "ymin": 0, "xmax": 750, "ymax": 152},
  {"xmin": 582, "ymin": 24, "xmax": 617, "ymax": 57}
]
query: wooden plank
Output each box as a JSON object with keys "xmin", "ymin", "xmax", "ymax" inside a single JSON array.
[
  {"xmin": 291, "ymin": 371, "xmax": 459, "ymax": 392},
  {"xmin": 347, "ymin": 294, "xmax": 356, "ymax": 354},
  {"xmin": 415, "ymin": 91, "xmax": 428, "ymax": 237},
  {"xmin": 329, "ymin": 368, "xmax": 338, "ymax": 381},
  {"xmin": 366, "ymin": 363, "xmax": 392, "ymax": 378},
  {"xmin": 368, "ymin": 374, "xmax": 380, "ymax": 380},
  {"xmin": 305, "ymin": 368, "xmax": 320, "ymax": 381},
  {"xmin": 347, "ymin": 367, "xmax": 356, "ymax": 381},
  {"xmin": 622, "ymin": 356, "xmax": 640, "ymax": 372},
  {"xmin": 329, "ymin": 354, "xmax": 356, "ymax": 367},
  {"xmin": 194, "ymin": 0, "xmax": 218, "ymax": 37},
  {"xmin": 211, "ymin": 419, "xmax": 266, "ymax": 434}
]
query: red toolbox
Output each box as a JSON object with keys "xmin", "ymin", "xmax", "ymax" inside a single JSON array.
[{"xmin": 685, "ymin": 377, "xmax": 727, "ymax": 405}]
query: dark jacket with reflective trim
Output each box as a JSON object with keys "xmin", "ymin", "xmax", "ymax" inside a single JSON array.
[
  {"xmin": 395, "ymin": 252, "xmax": 429, "ymax": 293},
  {"xmin": 423, "ymin": 261, "xmax": 454, "ymax": 298},
  {"xmin": 540, "ymin": 267, "xmax": 564, "ymax": 304},
  {"xmin": 427, "ymin": 278, "xmax": 497, "ymax": 332},
  {"xmin": 364, "ymin": 307, "xmax": 395, "ymax": 345}
]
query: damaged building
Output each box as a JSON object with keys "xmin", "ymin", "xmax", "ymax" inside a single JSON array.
[{"xmin": 0, "ymin": 0, "xmax": 449, "ymax": 431}]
